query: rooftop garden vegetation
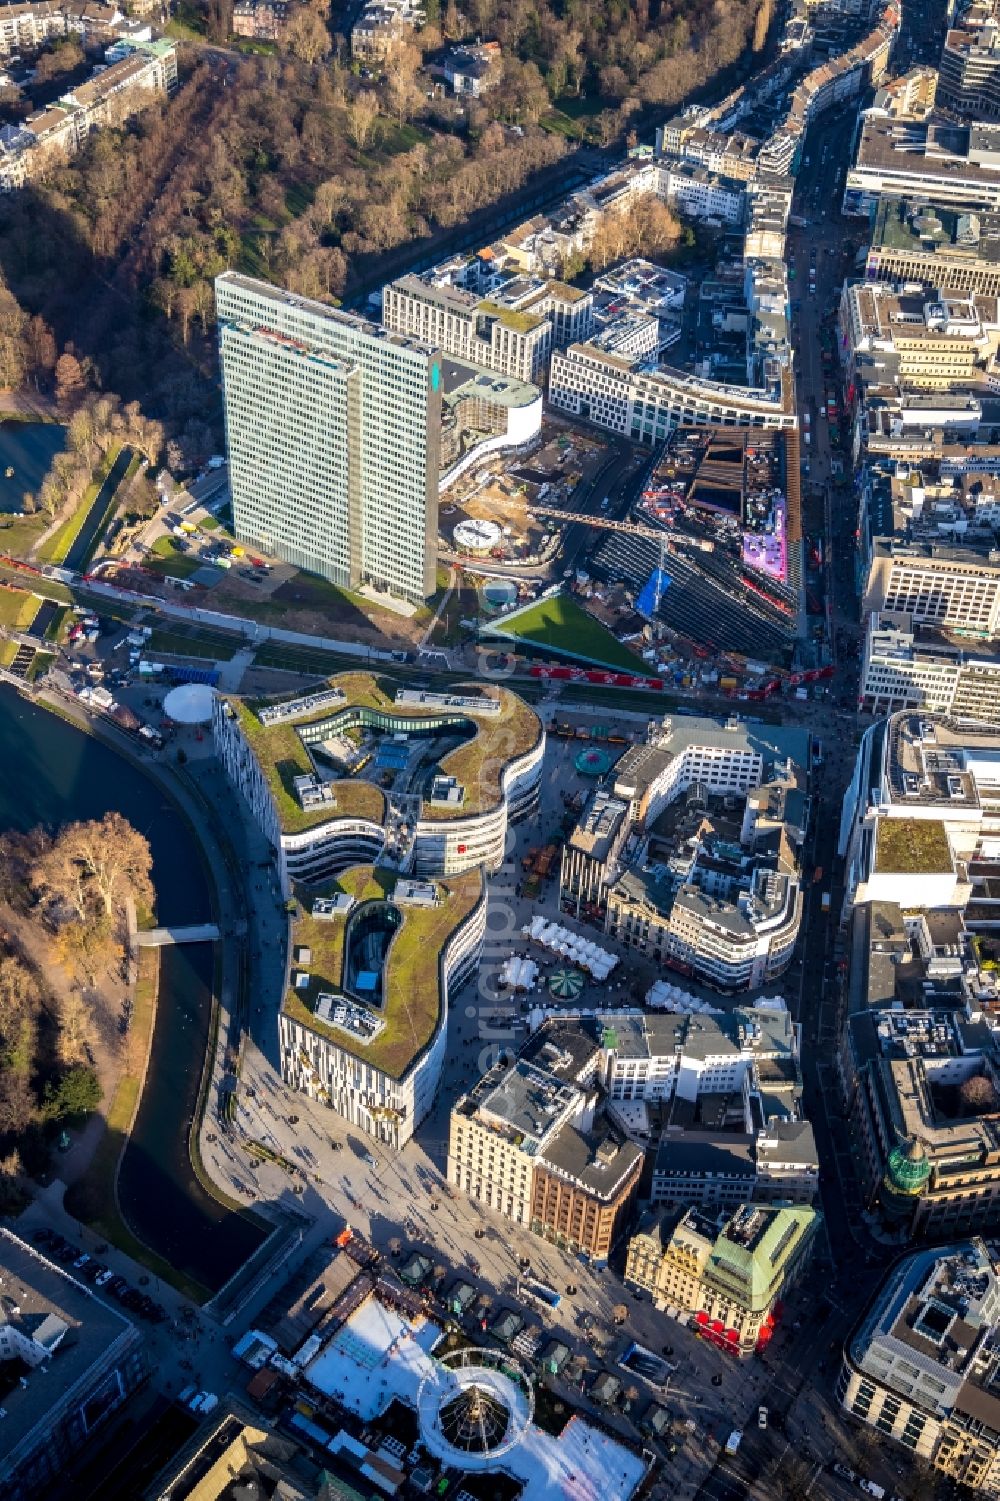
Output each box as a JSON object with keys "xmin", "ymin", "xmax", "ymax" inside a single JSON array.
[
  {"xmin": 236, "ymin": 672, "xmax": 540, "ymax": 831},
  {"xmin": 875, "ymin": 818, "xmax": 953, "ymax": 876},
  {"xmin": 283, "ymin": 864, "xmax": 483, "ymax": 1077}
]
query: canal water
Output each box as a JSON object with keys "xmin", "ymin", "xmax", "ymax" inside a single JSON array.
[
  {"xmin": 0, "ymin": 687, "xmax": 265, "ymax": 1290},
  {"xmin": 0, "ymin": 421, "xmax": 67, "ymax": 515}
]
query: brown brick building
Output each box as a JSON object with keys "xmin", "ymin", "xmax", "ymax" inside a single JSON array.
[{"xmin": 531, "ymin": 1122, "xmax": 643, "ymax": 1265}]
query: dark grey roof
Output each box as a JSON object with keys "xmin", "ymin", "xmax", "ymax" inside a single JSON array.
[
  {"xmin": 0, "ymin": 1230, "xmax": 141, "ymax": 1480},
  {"xmin": 654, "ymin": 1131, "xmax": 756, "ymax": 1178},
  {"xmin": 520, "ymin": 1015, "xmax": 602, "ymax": 1082},
  {"xmin": 538, "ymin": 1119, "xmax": 644, "ymax": 1200}
]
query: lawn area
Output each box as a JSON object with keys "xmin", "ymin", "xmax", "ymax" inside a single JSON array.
[
  {"xmin": 541, "ymin": 108, "xmax": 589, "ymax": 140},
  {"xmin": 0, "ymin": 512, "xmax": 48, "ymax": 557},
  {"xmin": 43, "ymin": 604, "xmax": 68, "ymax": 642},
  {"xmin": 64, "ymin": 952, "xmax": 213, "ymax": 1304},
  {"xmin": 0, "ymin": 640, "xmax": 16, "ymax": 668},
  {"xmin": 272, "ymin": 568, "xmax": 411, "ymax": 624},
  {"xmin": 254, "ymin": 639, "xmax": 355, "ymax": 674},
  {"xmin": 147, "ymin": 628, "xmax": 239, "ymax": 660},
  {"xmin": 145, "ymin": 536, "xmax": 204, "ymax": 579},
  {"xmin": 492, "ymin": 593, "xmax": 644, "ymax": 672},
  {"xmin": 0, "ymin": 586, "xmax": 38, "ymax": 630},
  {"xmin": 26, "ymin": 651, "xmax": 53, "ymax": 682},
  {"xmin": 36, "ymin": 443, "xmax": 123, "ymax": 566},
  {"xmin": 0, "ymin": 562, "xmax": 72, "ymax": 603}
]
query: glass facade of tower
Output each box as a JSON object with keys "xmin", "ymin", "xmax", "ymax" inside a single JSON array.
[{"xmin": 215, "ymin": 272, "xmax": 440, "ymax": 602}]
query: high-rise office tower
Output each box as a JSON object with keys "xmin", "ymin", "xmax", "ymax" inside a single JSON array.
[{"xmin": 215, "ymin": 272, "xmax": 441, "ymax": 602}]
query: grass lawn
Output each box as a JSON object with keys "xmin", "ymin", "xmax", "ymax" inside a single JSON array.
[
  {"xmin": 493, "ymin": 593, "xmax": 643, "ymax": 672},
  {"xmin": 64, "ymin": 952, "xmax": 213, "ymax": 1304},
  {"xmin": 147, "ymin": 628, "xmax": 239, "ymax": 660},
  {"xmin": 253, "ymin": 640, "xmax": 347, "ymax": 673},
  {"xmin": 0, "ymin": 640, "xmax": 17, "ymax": 668},
  {"xmin": 26, "ymin": 651, "xmax": 53, "ymax": 682},
  {"xmin": 145, "ymin": 536, "xmax": 204, "ymax": 579},
  {"xmin": 199, "ymin": 513, "xmax": 222, "ymax": 531},
  {"xmin": 36, "ymin": 443, "xmax": 123, "ymax": 566},
  {"xmin": 0, "ymin": 586, "xmax": 38, "ymax": 630},
  {"xmin": 541, "ymin": 109, "xmax": 588, "ymax": 140},
  {"xmin": 43, "ymin": 604, "xmax": 68, "ymax": 642},
  {"xmin": 0, "ymin": 512, "xmax": 47, "ymax": 557}
]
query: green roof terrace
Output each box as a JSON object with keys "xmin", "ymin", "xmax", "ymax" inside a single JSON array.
[
  {"xmin": 233, "ymin": 671, "xmax": 541, "ymax": 834},
  {"xmin": 283, "ymin": 864, "xmax": 484, "ymax": 1078},
  {"xmin": 874, "ymin": 817, "xmax": 954, "ymax": 875}
]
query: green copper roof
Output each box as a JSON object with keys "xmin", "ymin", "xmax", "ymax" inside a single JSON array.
[
  {"xmin": 885, "ymin": 1137, "xmax": 930, "ymax": 1196},
  {"xmin": 704, "ymin": 1205, "xmax": 819, "ymax": 1313}
]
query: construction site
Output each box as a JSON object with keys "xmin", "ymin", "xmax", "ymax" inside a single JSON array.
[{"xmin": 451, "ymin": 421, "xmax": 808, "ymax": 679}]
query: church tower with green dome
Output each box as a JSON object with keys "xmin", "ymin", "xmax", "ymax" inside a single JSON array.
[{"xmin": 879, "ymin": 1136, "xmax": 931, "ymax": 1225}]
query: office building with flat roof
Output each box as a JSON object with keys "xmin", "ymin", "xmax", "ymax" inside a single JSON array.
[
  {"xmin": 838, "ymin": 1239, "xmax": 1000, "ymax": 1493},
  {"xmin": 559, "ymin": 788, "xmax": 631, "ymax": 919},
  {"xmin": 862, "ymin": 539, "xmax": 1000, "ymax": 640},
  {"xmin": 864, "ymin": 198, "xmax": 1000, "ymax": 298},
  {"xmin": 216, "ymin": 272, "xmax": 441, "ymax": 604},
  {"xmin": 0, "ymin": 1228, "xmax": 147, "ymax": 1501},
  {"xmin": 860, "ymin": 612, "xmax": 1000, "ymax": 719},
  {"xmin": 838, "ymin": 1003, "xmax": 1000, "ymax": 1238},
  {"xmin": 838, "ymin": 710, "xmax": 1000, "ymax": 916},
  {"xmin": 939, "ymin": 0, "xmax": 1000, "ymax": 121}
]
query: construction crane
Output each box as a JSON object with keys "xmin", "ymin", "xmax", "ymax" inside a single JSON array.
[{"xmin": 501, "ymin": 497, "xmax": 715, "ymax": 553}]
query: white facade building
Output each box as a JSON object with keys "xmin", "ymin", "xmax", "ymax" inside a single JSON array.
[{"xmin": 217, "ymin": 272, "xmax": 441, "ymax": 603}]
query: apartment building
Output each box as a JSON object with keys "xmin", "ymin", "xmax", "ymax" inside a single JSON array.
[
  {"xmin": 351, "ymin": 0, "xmax": 421, "ymax": 58},
  {"xmin": 656, "ymin": 159, "xmax": 747, "ymax": 226},
  {"xmin": 0, "ymin": 0, "xmax": 125, "ymax": 55},
  {"xmin": 558, "ymin": 788, "xmax": 630, "ymax": 919},
  {"xmin": 861, "ymin": 612, "xmax": 1000, "ymax": 719},
  {"xmin": 939, "ymin": 0, "xmax": 1000, "ymax": 121},
  {"xmin": 232, "ymin": 0, "xmax": 290, "ymax": 39},
  {"xmin": 0, "ymin": 1229, "xmax": 148, "ymax": 1501},
  {"xmin": 864, "ymin": 198, "xmax": 1000, "ymax": 302},
  {"xmin": 0, "ymin": 38, "xmax": 177, "ymax": 191},
  {"xmin": 863, "ymin": 540, "xmax": 1000, "ymax": 638},
  {"xmin": 624, "ymin": 1202, "xmax": 819, "ymax": 1356},
  {"xmin": 440, "ymin": 40, "xmax": 500, "ymax": 96},
  {"xmin": 872, "ymin": 64, "xmax": 939, "ymax": 119},
  {"xmin": 382, "ymin": 273, "xmax": 592, "ymax": 384},
  {"xmin": 216, "ymin": 272, "xmax": 440, "ymax": 603},
  {"xmin": 838, "ymin": 1241, "xmax": 1000, "ymax": 1493}
]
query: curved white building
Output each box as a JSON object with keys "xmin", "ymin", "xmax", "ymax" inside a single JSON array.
[
  {"xmin": 279, "ymin": 866, "xmax": 488, "ymax": 1148},
  {"xmin": 213, "ymin": 674, "xmax": 545, "ymax": 891}
]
